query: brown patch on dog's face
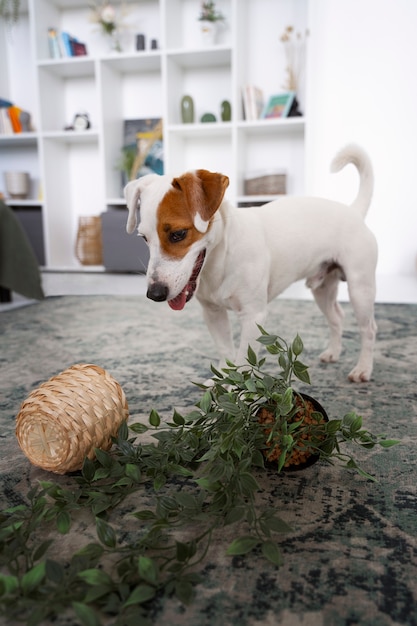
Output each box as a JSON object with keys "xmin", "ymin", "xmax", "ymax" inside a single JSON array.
[{"xmin": 156, "ymin": 170, "xmax": 229, "ymax": 259}]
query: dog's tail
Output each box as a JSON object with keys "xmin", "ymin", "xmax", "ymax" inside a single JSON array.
[{"xmin": 330, "ymin": 143, "xmax": 374, "ymax": 218}]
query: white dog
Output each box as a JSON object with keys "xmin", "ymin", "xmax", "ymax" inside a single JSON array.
[{"xmin": 125, "ymin": 144, "xmax": 377, "ymax": 382}]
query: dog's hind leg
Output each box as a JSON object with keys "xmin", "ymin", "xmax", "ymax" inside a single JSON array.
[
  {"xmin": 346, "ymin": 282, "xmax": 377, "ymax": 382},
  {"xmin": 311, "ymin": 271, "xmax": 344, "ymax": 363}
]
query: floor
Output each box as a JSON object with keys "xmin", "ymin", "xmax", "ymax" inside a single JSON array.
[{"xmin": 1, "ymin": 270, "xmax": 417, "ymax": 312}]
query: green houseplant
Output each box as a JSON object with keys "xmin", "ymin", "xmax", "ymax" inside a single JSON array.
[
  {"xmin": 197, "ymin": 1, "xmax": 224, "ymax": 45},
  {"xmin": 0, "ymin": 0, "xmax": 20, "ymax": 27},
  {"xmin": 0, "ymin": 329, "xmax": 399, "ymax": 625}
]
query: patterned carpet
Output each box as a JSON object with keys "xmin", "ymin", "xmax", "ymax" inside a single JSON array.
[{"xmin": 1, "ymin": 295, "xmax": 416, "ymax": 626}]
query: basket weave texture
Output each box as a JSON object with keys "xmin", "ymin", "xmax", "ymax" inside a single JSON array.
[
  {"xmin": 75, "ymin": 216, "xmax": 103, "ymax": 265},
  {"xmin": 244, "ymin": 173, "xmax": 286, "ymax": 195},
  {"xmin": 15, "ymin": 364, "xmax": 129, "ymax": 474}
]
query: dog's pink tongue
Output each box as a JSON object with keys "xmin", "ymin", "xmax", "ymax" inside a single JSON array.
[{"xmin": 168, "ymin": 287, "xmax": 188, "ymax": 311}]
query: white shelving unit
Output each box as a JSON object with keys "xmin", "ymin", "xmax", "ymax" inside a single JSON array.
[{"xmin": 0, "ymin": 0, "xmax": 309, "ymax": 270}]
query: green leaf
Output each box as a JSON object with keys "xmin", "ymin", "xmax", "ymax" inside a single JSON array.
[
  {"xmin": 78, "ymin": 568, "xmax": 113, "ymax": 586},
  {"xmin": 175, "ymin": 580, "xmax": 195, "ymax": 605},
  {"xmin": 72, "ymin": 602, "xmax": 101, "ymax": 626},
  {"xmin": 132, "ymin": 510, "xmax": 157, "ymax": 521},
  {"xmin": 176, "ymin": 540, "xmax": 196, "ymax": 562},
  {"xmin": 224, "ymin": 506, "xmax": 246, "ymax": 525},
  {"xmin": 153, "ymin": 473, "xmax": 166, "ymax": 491},
  {"xmin": 199, "ymin": 390, "xmax": 212, "ymax": 413},
  {"xmin": 261, "ymin": 540, "xmax": 283, "ymax": 566},
  {"xmin": 45, "ymin": 559, "xmax": 65, "ymax": 584},
  {"xmin": 75, "ymin": 543, "xmax": 104, "ymax": 560},
  {"xmin": 217, "ymin": 396, "xmax": 241, "ymax": 415},
  {"xmin": 21, "ymin": 562, "xmax": 46, "ymax": 594},
  {"xmin": 95, "ymin": 517, "xmax": 117, "ymax": 548},
  {"xmin": 226, "ymin": 536, "xmax": 258, "ymax": 556},
  {"xmin": 239, "ymin": 472, "xmax": 260, "ymax": 496},
  {"xmin": 378, "ymin": 438, "xmax": 400, "ymax": 448},
  {"xmin": 261, "ymin": 515, "xmax": 293, "ymax": 534},
  {"xmin": 138, "ymin": 556, "xmax": 158, "ymax": 585},
  {"xmin": 117, "ymin": 421, "xmax": 129, "ymax": 441},
  {"xmin": 94, "ymin": 448, "xmax": 112, "ymax": 468},
  {"xmin": 124, "ymin": 584, "xmax": 156, "ymax": 607},
  {"xmin": 149, "ymin": 409, "xmax": 161, "ymax": 427},
  {"xmin": 247, "ymin": 345, "xmax": 257, "ymax": 366},
  {"xmin": 125, "ymin": 463, "xmax": 141, "ymax": 482},
  {"xmin": 32, "ymin": 539, "xmax": 54, "ymax": 561},
  {"xmin": 129, "ymin": 422, "xmax": 149, "ymax": 434},
  {"xmin": 292, "ymin": 334, "xmax": 304, "ymax": 356},
  {"xmin": 82, "ymin": 457, "xmax": 96, "ymax": 482},
  {"xmin": 173, "ymin": 410, "xmax": 185, "ymax": 426},
  {"xmin": 0, "ymin": 573, "xmax": 18, "ymax": 595},
  {"xmin": 292, "ymin": 360, "xmax": 311, "ymax": 384},
  {"xmin": 56, "ymin": 510, "xmax": 71, "ymax": 534}
]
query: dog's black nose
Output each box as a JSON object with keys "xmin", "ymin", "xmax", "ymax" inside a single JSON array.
[{"xmin": 147, "ymin": 283, "xmax": 169, "ymax": 302}]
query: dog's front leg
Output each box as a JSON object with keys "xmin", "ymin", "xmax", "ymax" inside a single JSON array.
[
  {"xmin": 235, "ymin": 309, "xmax": 268, "ymax": 366},
  {"xmin": 200, "ymin": 301, "xmax": 235, "ymax": 365}
]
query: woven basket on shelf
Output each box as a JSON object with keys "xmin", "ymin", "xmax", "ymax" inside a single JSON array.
[
  {"xmin": 244, "ymin": 172, "xmax": 287, "ymax": 196},
  {"xmin": 15, "ymin": 364, "xmax": 129, "ymax": 474},
  {"xmin": 75, "ymin": 216, "xmax": 103, "ymax": 265}
]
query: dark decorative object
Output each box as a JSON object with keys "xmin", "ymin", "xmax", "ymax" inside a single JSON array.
[
  {"xmin": 201, "ymin": 112, "xmax": 216, "ymax": 122},
  {"xmin": 136, "ymin": 33, "xmax": 145, "ymax": 50},
  {"xmin": 287, "ymin": 96, "xmax": 303, "ymax": 117},
  {"xmin": 221, "ymin": 99, "xmax": 231, "ymax": 121}
]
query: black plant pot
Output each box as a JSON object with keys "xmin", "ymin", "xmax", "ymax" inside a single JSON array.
[{"xmin": 260, "ymin": 392, "xmax": 329, "ymax": 472}]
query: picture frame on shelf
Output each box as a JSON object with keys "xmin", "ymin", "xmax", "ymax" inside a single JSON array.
[{"xmin": 261, "ymin": 92, "xmax": 295, "ymax": 119}]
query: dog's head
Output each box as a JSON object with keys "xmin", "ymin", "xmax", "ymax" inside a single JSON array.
[{"xmin": 124, "ymin": 169, "xmax": 229, "ymax": 310}]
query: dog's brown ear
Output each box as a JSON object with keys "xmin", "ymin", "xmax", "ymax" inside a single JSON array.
[
  {"xmin": 172, "ymin": 170, "xmax": 229, "ymax": 233},
  {"xmin": 195, "ymin": 169, "xmax": 229, "ymax": 221}
]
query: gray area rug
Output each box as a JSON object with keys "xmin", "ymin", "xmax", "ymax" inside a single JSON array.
[{"xmin": 1, "ymin": 295, "xmax": 416, "ymax": 626}]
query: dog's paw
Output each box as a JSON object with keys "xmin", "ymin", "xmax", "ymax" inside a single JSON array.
[
  {"xmin": 319, "ymin": 349, "xmax": 340, "ymax": 363},
  {"xmin": 348, "ymin": 365, "xmax": 372, "ymax": 383}
]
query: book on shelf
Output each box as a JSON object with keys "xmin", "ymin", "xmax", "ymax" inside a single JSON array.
[
  {"xmin": 48, "ymin": 28, "xmax": 62, "ymax": 59},
  {"xmin": 0, "ymin": 100, "xmax": 32, "ymax": 135},
  {"xmin": 260, "ymin": 92, "xmax": 296, "ymax": 119},
  {"xmin": 0, "ymin": 108, "xmax": 13, "ymax": 134},
  {"xmin": 242, "ymin": 85, "xmax": 264, "ymax": 121},
  {"xmin": 48, "ymin": 28, "xmax": 88, "ymax": 59}
]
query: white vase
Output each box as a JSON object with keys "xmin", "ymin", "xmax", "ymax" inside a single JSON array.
[
  {"xmin": 4, "ymin": 171, "xmax": 30, "ymax": 199},
  {"xmin": 200, "ymin": 20, "xmax": 218, "ymax": 46}
]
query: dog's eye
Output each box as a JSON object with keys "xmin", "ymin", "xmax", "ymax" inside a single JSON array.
[
  {"xmin": 138, "ymin": 233, "xmax": 148, "ymax": 243},
  {"xmin": 169, "ymin": 229, "xmax": 187, "ymax": 243}
]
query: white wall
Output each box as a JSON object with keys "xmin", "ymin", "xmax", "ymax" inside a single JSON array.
[{"xmin": 306, "ymin": 0, "xmax": 417, "ymax": 278}]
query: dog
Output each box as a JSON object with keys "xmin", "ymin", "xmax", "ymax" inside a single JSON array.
[{"xmin": 124, "ymin": 144, "xmax": 377, "ymax": 382}]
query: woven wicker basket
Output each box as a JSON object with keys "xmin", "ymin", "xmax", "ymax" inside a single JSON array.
[
  {"xmin": 15, "ymin": 364, "xmax": 129, "ymax": 474},
  {"xmin": 75, "ymin": 216, "xmax": 103, "ymax": 265},
  {"xmin": 244, "ymin": 172, "xmax": 287, "ymax": 196}
]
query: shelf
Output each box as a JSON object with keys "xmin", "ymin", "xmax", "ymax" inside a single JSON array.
[
  {"xmin": 168, "ymin": 122, "xmax": 232, "ymax": 137},
  {"xmin": 0, "ymin": 0, "xmax": 309, "ymax": 271},
  {"xmin": 237, "ymin": 117, "xmax": 306, "ymax": 134},
  {"xmin": 0, "ymin": 133, "xmax": 38, "ymax": 147},
  {"xmin": 3, "ymin": 199, "xmax": 44, "ymax": 207},
  {"xmin": 41, "ymin": 130, "xmax": 100, "ymax": 144},
  {"xmin": 37, "ymin": 57, "xmax": 95, "ymax": 78},
  {"xmin": 167, "ymin": 45, "xmax": 232, "ymax": 68},
  {"xmin": 102, "ymin": 51, "xmax": 161, "ymax": 73}
]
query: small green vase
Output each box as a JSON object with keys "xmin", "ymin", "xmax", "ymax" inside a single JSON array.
[{"xmin": 181, "ymin": 95, "xmax": 194, "ymax": 124}]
